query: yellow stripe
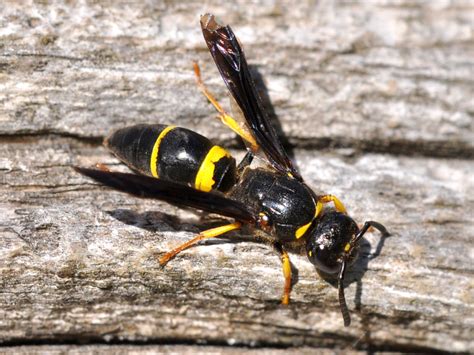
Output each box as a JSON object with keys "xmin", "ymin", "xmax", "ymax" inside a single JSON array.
[
  {"xmin": 295, "ymin": 220, "xmax": 312, "ymax": 239},
  {"xmin": 150, "ymin": 126, "xmax": 176, "ymax": 178},
  {"xmin": 295, "ymin": 201, "xmax": 320, "ymax": 239},
  {"xmin": 315, "ymin": 201, "xmax": 323, "ymax": 218},
  {"xmin": 296, "ymin": 194, "xmax": 347, "ymax": 239},
  {"xmin": 194, "ymin": 145, "xmax": 231, "ymax": 192}
]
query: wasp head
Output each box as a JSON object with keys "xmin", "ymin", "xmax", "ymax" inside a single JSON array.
[
  {"xmin": 305, "ymin": 211, "xmax": 360, "ymax": 274},
  {"xmin": 305, "ymin": 210, "xmax": 387, "ymax": 326}
]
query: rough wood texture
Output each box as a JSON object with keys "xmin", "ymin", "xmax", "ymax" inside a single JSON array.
[
  {"xmin": 0, "ymin": 1, "xmax": 472, "ymax": 353},
  {"xmin": 0, "ymin": 345, "xmax": 363, "ymax": 355}
]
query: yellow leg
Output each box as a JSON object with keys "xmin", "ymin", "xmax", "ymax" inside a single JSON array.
[
  {"xmin": 274, "ymin": 242, "xmax": 292, "ymax": 305},
  {"xmin": 193, "ymin": 62, "xmax": 258, "ymax": 151},
  {"xmin": 159, "ymin": 222, "xmax": 241, "ymax": 266},
  {"xmin": 95, "ymin": 163, "xmax": 110, "ymax": 172},
  {"xmin": 316, "ymin": 194, "xmax": 347, "ymax": 218}
]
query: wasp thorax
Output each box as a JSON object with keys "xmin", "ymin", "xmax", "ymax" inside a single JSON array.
[{"xmin": 306, "ymin": 211, "xmax": 359, "ymax": 274}]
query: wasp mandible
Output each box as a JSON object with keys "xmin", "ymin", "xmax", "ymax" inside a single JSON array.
[{"xmin": 75, "ymin": 13, "xmax": 387, "ymax": 327}]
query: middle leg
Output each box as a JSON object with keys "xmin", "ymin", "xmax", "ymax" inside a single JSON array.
[{"xmin": 273, "ymin": 241, "xmax": 292, "ymax": 305}]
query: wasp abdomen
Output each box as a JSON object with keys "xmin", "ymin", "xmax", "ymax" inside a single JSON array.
[{"xmin": 105, "ymin": 124, "xmax": 236, "ymax": 192}]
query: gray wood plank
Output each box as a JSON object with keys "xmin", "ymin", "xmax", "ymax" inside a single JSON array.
[
  {"xmin": 1, "ymin": 137, "xmax": 472, "ymax": 352},
  {"xmin": 1, "ymin": 1, "xmax": 472, "ymax": 157},
  {"xmin": 0, "ymin": 0, "xmax": 472, "ymax": 353}
]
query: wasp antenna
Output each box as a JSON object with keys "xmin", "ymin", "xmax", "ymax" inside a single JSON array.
[
  {"xmin": 338, "ymin": 260, "xmax": 351, "ymax": 327},
  {"xmin": 355, "ymin": 220, "xmax": 388, "ymax": 244}
]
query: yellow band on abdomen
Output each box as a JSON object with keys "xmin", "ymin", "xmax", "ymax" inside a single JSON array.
[
  {"xmin": 194, "ymin": 145, "xmax": 231, "ymax": 192},
  {"xmin": 150, "ymin": 126, "xmax": 176, "ymax": 178}
]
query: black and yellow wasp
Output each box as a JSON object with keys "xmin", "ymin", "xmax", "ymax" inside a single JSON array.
[{"xmin": 76, "ymin": 14, "xmax": 387, "ymax": 326}]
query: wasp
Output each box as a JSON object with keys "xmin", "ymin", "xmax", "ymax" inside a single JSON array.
[{"xmin": 75, "ymin": 14, "xmax": 387, "ymax": 326}]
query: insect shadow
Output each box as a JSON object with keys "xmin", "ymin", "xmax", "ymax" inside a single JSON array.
[
  {"xmin": 106, "ymin": 209, "xmax": 239, "ymax": 235},
  {"xmin": 318, "ymin": 230, "xmax": 391, "ymax": 313},
  {"xmin": 106, "ymin": 209, "xmax": 268, "ymax": 249},
  {"xmin": 106, "ymin": 208, "xmax": 300, "ymax": 291},
  {"xmin": 248, "ymin": 65, "xmax": 300, "ymax": 173}
]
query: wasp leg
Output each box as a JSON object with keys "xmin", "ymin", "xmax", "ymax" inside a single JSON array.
[
  {"xmin": 316, "ymin": 194, "xmax": 347, "ymax": 217},
  {"xmin": 273, "ymin": 241, "xmax": 292, "ymax": 305},
  {"xmin": 159, "ymin": 222, "xmax": 241, "ymax": 266},
  {"xmin": 193, "ymin": 62, "xmax": 258, "ymax": 150},
  {"xmin": 95, "ymin": 163, "xmax": 111, "ymax": 172}
]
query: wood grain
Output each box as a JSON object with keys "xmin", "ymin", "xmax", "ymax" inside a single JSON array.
[{"xmin": 1, "ymin": 1, "xmax": 472, "ymax": 353}]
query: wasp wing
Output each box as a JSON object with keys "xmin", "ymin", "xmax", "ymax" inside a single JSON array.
[
  {"xmin": 200, "ymin": 14, "xmax": 302, "ymax": 181},
  {"xmin": 75, "ymin": 167, "xmax": 257, "ymax": 224}
]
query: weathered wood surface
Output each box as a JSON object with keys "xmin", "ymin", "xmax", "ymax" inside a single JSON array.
[
  {"xmin": 0, "ymin": 344, "xmax": 362, "ymax": 355},
  {"xmin": 0, "ymin": 1, "xmax": 473, "ymax": 353}
]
